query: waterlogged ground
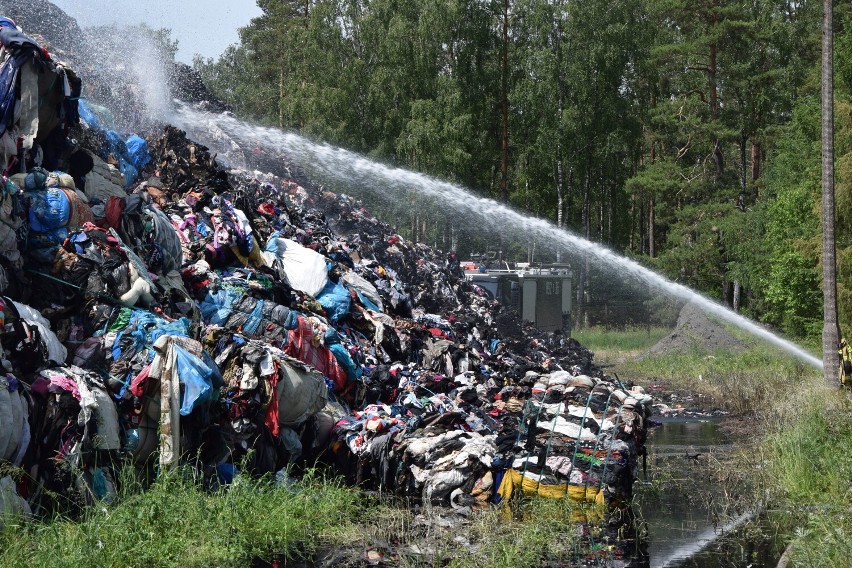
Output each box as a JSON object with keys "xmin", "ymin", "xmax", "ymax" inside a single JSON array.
[
  {"xmin": 636, "ymin": 418, "xmax": 785, "ymax": 568},
  {"xmin": 271, "ymin": 497, "xmax": 645, "ymax": 567}
]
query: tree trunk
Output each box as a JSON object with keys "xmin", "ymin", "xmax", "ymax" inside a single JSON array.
[
  {"xmin": 278, "ymin": 67, "xmax": 285, "ymax": 129},
  {"xmin": 751, "ymin": 140, "xmax": 762, "ymax": 202},
  {"xmin": 649, "ymin": 139, "xmax": 656, "ymax": 257},
  {"xmin": 733, "ymin": 281, "xmax": 741, "ymax": 312},
  {"xmin": 629, "ymin": 194, "xmax": 636, "ymax": 252},
  {"xmin": 582, "ymin": 158, "xmax": 591, "ymax": 241},
  {"xmin": 435, "ymin": 219, "xmax": 438, "ymax": 249},
  {"xmin": 822, "ymin": 0, "xmax": 839, "ymax": 385},
  {"xmin": 648, "ymin": 195, "xmax": 655, "ymax": 258},
  {"xmin": 608, "ymin": 183, "xmax": 614, "ymax": 244},
  {"xmin": 577, "ymin": 160, "xmax": 591, "ymax": 330},
  {"xmin": 710, "ymin": 7, "xmax": 723, "ymax": 179},
  {"xmin": 500, "ymin": 0, "xmax": 509, "ymax": 203}
]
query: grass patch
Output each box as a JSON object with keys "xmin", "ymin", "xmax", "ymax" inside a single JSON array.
[
  {"xmin": 618, "ymin": 345, "xmax": 820, "ymax": 413},
  {"xmin": 572, "ymin": 326, "xmax": 669, "ymax": 364},
  {"xmin": 758, "ymin": 388, "xmax": 852, "ymax": 566},
  {"xmin": 0, "ymin": 468, "xmax": 360, "ymax": 568},
  {"xmin": 576, "ymin": 322, "xmax": 822, "ymax": 414}
]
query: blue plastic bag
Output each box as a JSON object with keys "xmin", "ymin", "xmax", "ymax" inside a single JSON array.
[
  {"xmin": 78, "ymin": 99, "xmax": 104, "ymax": 130},
  {"xmin": 125, "ymin": 135, "xmax": 151, "ymax": 170},
  {"xmin": 317, "ymin": 279, "xmax": 351, "ymax": 323},
  {"xmin": 28, "ymin": 188, "xmax": 69, "ymax": 232},
  {"xmin": 173, "ymin": 345, "xmax": 214, "ymax": 415},
  {"xmin": 105, "ymin": 130, "xmax": 139, "ymax": 187}
]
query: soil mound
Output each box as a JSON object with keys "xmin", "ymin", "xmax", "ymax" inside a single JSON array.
[{"xmin": 647, "ymin": 302, "xmax": 746, "ymax": 356}]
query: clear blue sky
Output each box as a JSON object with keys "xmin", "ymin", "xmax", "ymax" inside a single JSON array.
[{"xmin": 52, "ymin": 0, "xmax": 263, "ymax": 63}]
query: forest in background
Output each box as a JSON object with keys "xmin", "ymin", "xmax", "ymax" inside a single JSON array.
[{"xmin": 191, "ymin": 1, "xmax": 852, "ymax": 340}]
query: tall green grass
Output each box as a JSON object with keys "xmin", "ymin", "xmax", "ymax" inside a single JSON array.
[
  {"xmin": 578, "ymin": 321, "xmax": 822, "ymax": 414},
  {"xmin": 0, "ymin": 468, "xmax": 360, "ymax": 568},
  {"xmin": 616, "ymin": 345, "xmax": 820, "ymax": 414},
  {"xmin": 760, "ymin": 388, "xmax": 852, "ymax": 566}
]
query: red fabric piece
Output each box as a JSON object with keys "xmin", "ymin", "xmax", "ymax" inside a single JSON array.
[
  {"xmin": 264, "ymin": 362, "xmax": 280, "ymax": 437},
  {"xmin": 129, "ymin": 364, "xmax": 152, "ymax": 397},
  {"xmin": 284, "ymin": 315, "xmax": 348, "ymax": 392},
  {"xmin": 105, "ymin": 196, "xmax": 125, "ymax": 229},
  {"xmin": 428, "ymin": 327, "xmax": 448, "ymax": 339}
]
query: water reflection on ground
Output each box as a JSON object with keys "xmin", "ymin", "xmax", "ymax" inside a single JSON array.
[{"xmin": 636, "ymin": 418, "xmax": 783, "ymax": 567}]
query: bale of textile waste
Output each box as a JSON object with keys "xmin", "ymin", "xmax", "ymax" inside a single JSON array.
[
  {"xmin": 124, "ymin": 134, "xmax": 151, "ymax": 171},
  {"xmin": 0, "ymin": 178, "xmax": 22, "ymax": 270},
  {"xmin": 11, "ymin": 299, "xmax": 67, "ymax": 364},
  {"xmin": 284, "ymin": 314, "xmax": 348, "ymax": 392},
  {"xmin": 0, "ymin": 375, "xmax": 13, "ymax": 460},
  {"xmin": 316, "ymin": 279, "xmax": 350, "ymax": 323},
  {"xmin": 0, "ymin": 378, "xmax": 25, "ymax": 461},
  {"xmin": 2, "ymin": 378, "xmax": 29, "ymax": 466},
  {"xmin": 342, "ymin": 271, "xmax": 384, "ymax": 312},
  {"xmin": 148, "ymin": 335, "xmax": 216, "ymax": 469},
  {"xmin": 28, "ymin": 187, "xmax": 70, "ymax": 232},
  {"xmin": 494, "ymin": 372, "xmax": 652, "ymax": 505}
]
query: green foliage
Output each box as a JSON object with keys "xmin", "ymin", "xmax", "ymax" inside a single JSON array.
[
  {"xmin": 190, "ymin": 0, "xmax": 852, "ymax": 338},
  {"xmin": 0, "ymin": 469, "xmax": 359, "ymax": 568}
]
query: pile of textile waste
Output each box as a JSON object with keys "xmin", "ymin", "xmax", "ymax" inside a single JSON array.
[{"xmin": 0, "ymin": 21, "xmax": 651, "ymax": 544}]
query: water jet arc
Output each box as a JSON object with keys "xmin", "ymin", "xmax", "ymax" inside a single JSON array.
[{"xmin": 170, "ymin": 103, "xmax": 823, "ymax": 371}]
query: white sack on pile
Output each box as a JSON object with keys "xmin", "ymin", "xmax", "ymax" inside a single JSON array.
[{"xmin": 263, "ymin": 237, "xmax": 329, "ymax": 297}]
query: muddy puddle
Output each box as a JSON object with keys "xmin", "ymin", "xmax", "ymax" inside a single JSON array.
[{"xmin": 636, "ymin": 418, "xmax": 785, "ymax": 567}]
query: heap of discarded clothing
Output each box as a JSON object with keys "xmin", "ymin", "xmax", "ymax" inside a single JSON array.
[{"xmin": 0, "ymin": 21, "xmax": 650, "ymax": 524}]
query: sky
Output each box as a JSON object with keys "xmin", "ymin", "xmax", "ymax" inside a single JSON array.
[{"xmin": 52, "ymin": 0, "xmax": 264, "ymax": 64}]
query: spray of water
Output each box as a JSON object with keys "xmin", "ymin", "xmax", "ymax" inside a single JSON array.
[
  {"xmin": 169, "ymin": 102, "xmax": 823, "ymax": 370},
  {"xmin": 654, "ymin": 510, "xmax": 754, "ymax": 568}
]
